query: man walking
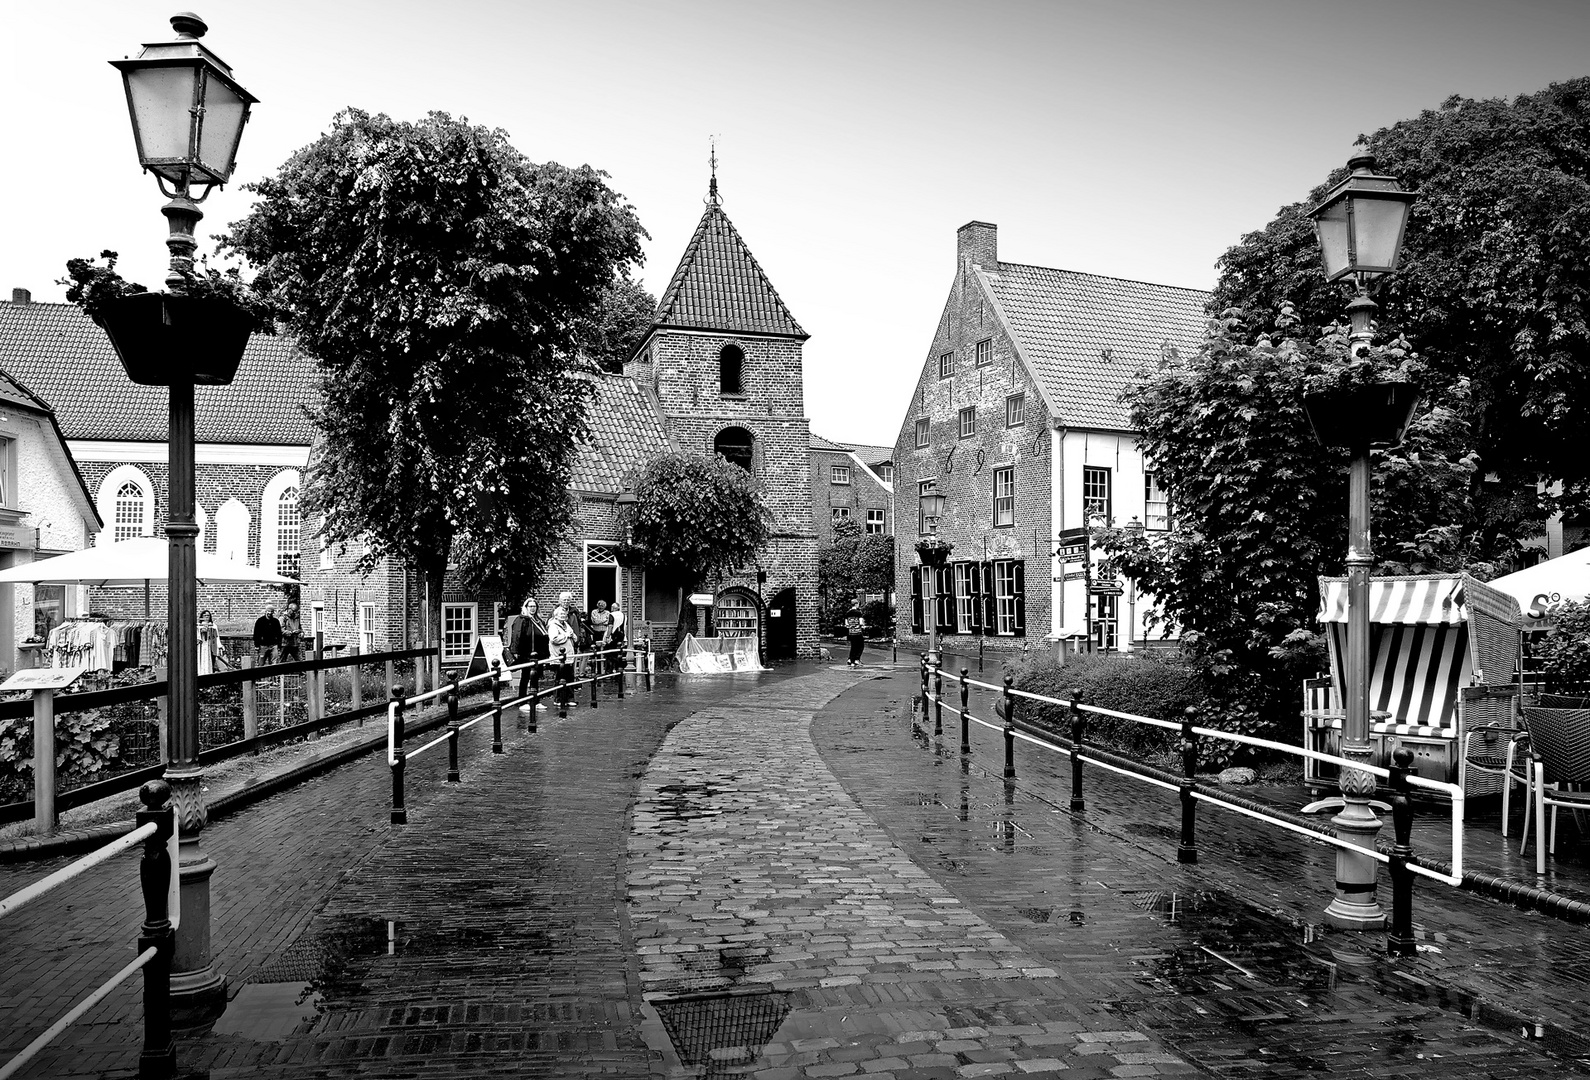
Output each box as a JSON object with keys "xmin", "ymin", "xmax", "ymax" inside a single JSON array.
[
  {"xmin": 253, "ymin": 605, "xmax": 282, "ymax": 666},
  {"xmin": 279, "ymin": 602, "xmax": 303, "ymax": 662}
]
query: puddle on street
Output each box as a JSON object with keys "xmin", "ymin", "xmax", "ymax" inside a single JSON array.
[
  {"xmin": 210, "ymin": 981, "xmax": 322, "ymax": 1042},
  {"xmin": 654, "ymin": 781, "xmax": 727, "ymax": 822}
]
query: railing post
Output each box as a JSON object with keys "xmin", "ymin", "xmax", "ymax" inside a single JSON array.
[
  {"xmin": 979, "ymin": 636, "xmax": 985, "ymax": 673},
  {"xmin": 959, "ymin": 668, "xmax": 971, "ymax": 754},
  {"xmin": 590, "ymin": 657, "xmax": 599, "ymax": 709},
  {"xmin": 933, "ymin": 665, "xmax": 943, "ymax": 738},
  {"xmin": 559, "ymin": 667, "xmax": 570, "ymax": 719},
  {"xmin": 491, "ymin": 660, "xmax": 502, "ymax": 707},
  {"xmin": 390, "ymin": 686, "xmax": 407, "ymax": 825},
  {"xmin": 1388, "ymin": 747, "xmax": 1417, "ymax": 957},
  {"xmin": 1068, "ymin": 695, "xmax": 1085, "ymax": 812},
  {"xmin": 154, "ymin": 666, "xmax": 169, "ymax": 764},
  {"xmin": 1178, "ymin": 708, "xmax": 1198, "ymax": 864},
  {"xmin": 136, "ymin": 778, "xmax": 176, "ymax": 1080},
  {"xmin": 892, "ymin": 638, "xmax": 897, "ymax": 664},
  {"xmin": 643, "ymin": 639, "xmax": 653, "ymax": 691},
  {"xmin": 446, "ymin": 688, "xmax": 461, "ymax": 782},
  {"xmin": 32, "ymin": 687, "xmax": 57, "ymax": 835},
  {"xmin": 491, "ymin": 661, "xmax": 504, "ymax": 753},
  {"xmin": 1002, "ymin": 675, "xmax": 1016, "ymax": 781},
  {"xmin": 616, "ymin": 648, "xmax": 625, "ymax": 699},
  {"xmin": 350, "ymin": 644, "xmax": 363, "ymax": 714},
  {"xmin": 240, "ymin": 656, "xmax": 257, "ymax": 747}
]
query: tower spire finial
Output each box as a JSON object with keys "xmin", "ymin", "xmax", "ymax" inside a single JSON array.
[{"xmin": 707, "ymin": 136, "xmax": 720, "ymax": 206}]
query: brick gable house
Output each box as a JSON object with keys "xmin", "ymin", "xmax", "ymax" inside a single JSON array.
[
  {"xmin": 810, "ymin": 433, "xmax": 894, "ymax": 546},
  {"xmin": 892, "ymin": 222, "xmax": 1208, "ymax": 657},
  {"xmin": 0, "ymin": 289, "xmax": 311, "ymax": 636}
]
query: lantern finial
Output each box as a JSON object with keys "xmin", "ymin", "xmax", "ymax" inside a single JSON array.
[{"xmin": 170, "ymin": 12, "xmax": 208, "ymax": 38}]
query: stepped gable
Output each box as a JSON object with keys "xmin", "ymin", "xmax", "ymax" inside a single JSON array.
[
  {"xmin": 651, "ymin": 202, "xmax": 807, "ymax": 340},
  {"xmin": 0, "ymin": 298, "xmax": 314, "ymax": 444},
  {"xmin": 982, "ymin": 264, "xmax": 1209, "ymax": 430},
  {"xmin": 571, "ymin": 372, "xmax": 671, "ymax": 494}
]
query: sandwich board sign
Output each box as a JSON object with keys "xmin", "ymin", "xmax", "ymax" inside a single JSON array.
[{"xmin": 468, "ymin": 635, "xmax": 512, "ymax": 682}]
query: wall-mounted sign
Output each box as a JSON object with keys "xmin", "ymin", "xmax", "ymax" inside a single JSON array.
[
  {"xmin": 1089, "ymin": 579, "xmax": 1125, "ymax": 597},
  {"xmin": 688, "ymin": 593, "xmax": 714, "ymax": 605},
  {"xmin": 0, "ymin": 525, "xmax": 26, "ymax": 550}
]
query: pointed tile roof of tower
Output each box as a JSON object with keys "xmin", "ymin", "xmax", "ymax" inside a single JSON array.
[{"xmin": 650, "ymin": 195, "xmax": 808, "ymax": 340}]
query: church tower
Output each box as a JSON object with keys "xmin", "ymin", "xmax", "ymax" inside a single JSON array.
[{"xmin": 627, "ymin": 175, "xmax": 819, "ymax": 660}]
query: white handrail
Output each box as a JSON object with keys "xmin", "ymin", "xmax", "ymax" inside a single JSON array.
[
  {"xmin": 0, "ymin": 946, "xmax": 158, "ymax": 1080},
  {"xmin": 0, "ymin": 822, "xmax": 156, "ymax": 922}
]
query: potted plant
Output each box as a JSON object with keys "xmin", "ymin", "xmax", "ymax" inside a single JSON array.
[
  {"xmin": 59, "ymin": 250, "xmax": 276, "ymax": 386},
  {"xmin": 914, "ymin": 536, "xmax": 953, "ymax": 567},
  {"xmin": 1300, "ymin": 332, "xmax": 1422, "ymax": 450}
]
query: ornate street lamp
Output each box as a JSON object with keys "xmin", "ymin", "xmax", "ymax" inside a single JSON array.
[
  {"xmin": 1304, "ymin": 148, "xmax": 1418, "ymax": 932},
  {"xmin": 107, "ymin": 11, "xmax": 257, "ymax": 1027},
  {"xmin": 916, "ymin": 492, "xmax": 949, "ymax": 667}
]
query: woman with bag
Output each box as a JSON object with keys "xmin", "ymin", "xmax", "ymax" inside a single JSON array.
[
  {"xmin": 844, "ymin": 607, "xmax": 866, "ymax": 667},
  {"xmin": 548, "ymin": 605, "xmax": 577, "ymax": 708}
]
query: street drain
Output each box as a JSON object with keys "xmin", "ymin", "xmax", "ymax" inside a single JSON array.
[{"xmin": 648, "ymin": 986, "xmax": 791, "ymax": 1074}]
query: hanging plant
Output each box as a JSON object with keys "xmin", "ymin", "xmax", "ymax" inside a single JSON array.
[{"xmin": 915, "ymin": 537, "xmax": 954, "ymax": 567}]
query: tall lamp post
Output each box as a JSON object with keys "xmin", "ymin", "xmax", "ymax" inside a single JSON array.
[
  {"xmin": 1304, "ymin": 148, "xmax": 1418, "ymax": 930},
  {"xmin": 918, "ymin": 492, "xmax": 948, "ymax": 667},
  {"xmin": 107, "ymin": 12, "xmax": 257, "ymax": 1023}
]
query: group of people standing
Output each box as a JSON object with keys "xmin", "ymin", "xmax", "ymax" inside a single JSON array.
[
  {"xmin": 502, "ymin": 592, "xmax": 627, "ymax": 708},
  {"xmin": 250, "ymin": 602, "xmax": 304, "ymax": 667}
]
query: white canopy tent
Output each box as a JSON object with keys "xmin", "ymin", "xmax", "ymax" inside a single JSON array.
[
  {"xmin": 1483, "ymin": 547, "xmax": 1590, "ymax": 629},
  {"xmin": 0, "ymin": 537, "xmax": 297, "ymax": 615}
]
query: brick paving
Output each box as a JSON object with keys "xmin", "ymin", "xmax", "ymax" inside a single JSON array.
[{"xmin": 2, "ymin": 659, "xmax": 1589, "ymax": 1079}]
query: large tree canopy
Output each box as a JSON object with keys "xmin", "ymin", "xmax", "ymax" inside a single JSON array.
[
  {"xmin": 819, "ymin": 519, "xmax": 894, "ymax": 616},
  {"xmin": 1212, "ymin": 78, "xmax": 1590, "ymax": 543},
  {"xmin": 222, "ymin": 109, "xmax": 645, "ymax": 628}
]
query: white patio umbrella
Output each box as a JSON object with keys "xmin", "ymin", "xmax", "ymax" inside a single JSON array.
[
  {"xmin": 0, "ymin": 536, "xmax": 298, "ymax": 615},
  {"xmin": 1485, "ymin": 546, "xmax": 1590, "ymax": 628}
]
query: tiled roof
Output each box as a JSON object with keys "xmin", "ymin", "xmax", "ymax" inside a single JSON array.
[
  {"xmin": 0, "ymin": 299, "xmax": 315, "ymax": 445},
  {"xmin": 846, "ymin": 443, "xmax": 894, "ymax": 464},
  {"xmin": 651, "ymin": 202, "xmax": 807, "ymax": 340},
  {"xmin": 0, "ymin": 365, "xmax": 101, "ymax": 522},
  {"xmin": 571, "ymin": 373, "xmax": 672, "ymax": 493},
  {"xmin": 809, "ymin": 432, "xmax": 850, "ymax": 452},
  {"xmin": 982, "ymin": 264, "xmax": 1210, "ymax": 430}
]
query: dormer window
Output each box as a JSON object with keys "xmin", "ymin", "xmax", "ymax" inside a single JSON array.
[{"xmin": 720, "ymin": 344, "xmax": 744, "ymax": 395}]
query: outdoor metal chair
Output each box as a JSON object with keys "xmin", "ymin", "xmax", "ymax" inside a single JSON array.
[
  {"xmin": 1521, "ymin": 705, "xmax": 1590, "ymax": 875},
  {"xmin": 1459, "ymin": 722, "xmax": 1532, "ymax": 837}
]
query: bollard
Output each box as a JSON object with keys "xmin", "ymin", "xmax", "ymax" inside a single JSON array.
[
  {"xmin": 530, "ymin": 661, "xmax": 542, "ymax": 717},
  {"xmin": 959, "ymin": 668, "xmax": 971, "ymax": 754},
  {"xmin": 978, "ymin": 636, "xmax": 985, "ymax": 673},
  {"xmin": 1068, "ymin": 695, "xmax": 1085, "ymax": 812},
  {"xmin": 643, "ymin": 640, "xmax": 653, "ymax": 691},
  {"xmin": 1178, "ymin": 709, "xmax": 1198, "ymax": 864},
  {"xmin": 559, "ymin": 668, "xmax": 570, "ymax": 719},
  {"xmin": 616, "ymin": 648, "xmax": 625, "ymax": 699},
  {"xmin": 1002, "ymin": 675, "xmax": 1016, "ymax": 781},
  {"xmin": 136, "ymin": 779, "xmax": 176, "ymax": 1080},
  {"xmin": 491, "ymin": 660, "xmax": 502, "ymax": 707},
  {"xmin": 32, "ymin": 687, "xmax": 56, "ymax": 835},
  {"xmin": 446, "ymin": 690, "xmax": 460, "ymax": 782},
  {"xmin": 491, "ymin": 705, "xmax": 504, "ymax": 754},
  {"xmin": 1387, "ymin": 746, "xmax": 1417, "ymax": 957},
  {"xmin": 390, "ymin": 686, "xmax": 408, "ymax": 825},
  {"xmin": 892, "ymin": 638, "xmax": 897, "ymax": 664},
  {"xmin": 933, "ymin": 665, "xmax": 943, "ymax": 737},
  {"xmin": 590, "ymin": 658, "xmax": 599, "ymax": 708}
]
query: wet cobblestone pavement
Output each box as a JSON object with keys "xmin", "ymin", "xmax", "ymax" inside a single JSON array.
[{"xmin": 3, "ymin": 658, "xmax": 1590, "ymax": 1078}]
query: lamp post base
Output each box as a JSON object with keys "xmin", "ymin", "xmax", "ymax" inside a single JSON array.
[
  {"xmin": 167, "ymin": 771, "xmax": 228, "ymax": 1032},
  {"xmin": 1324, "ymin": 793, "xmax": 1387, "ymax": 930}
]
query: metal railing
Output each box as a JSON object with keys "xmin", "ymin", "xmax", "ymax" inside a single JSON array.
[
  {"xmin": 384, "ymin": 641, "xmax": 654, "ymax": 824},
  {"xmin": 0, "ymin": 779, "xmax": 177, "ymax": 1079},
  {"xmin": 919, "ymin": 657, "xmax": 1465, "ymax": 956}
]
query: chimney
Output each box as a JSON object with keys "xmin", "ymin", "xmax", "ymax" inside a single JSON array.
[
  {"xmin": 957, "ymin": 221, "xmax": 997, "ymax": 273},
  {"xmin": 11, "ymin": 288, "xmax": 31, "ymax": 304}
]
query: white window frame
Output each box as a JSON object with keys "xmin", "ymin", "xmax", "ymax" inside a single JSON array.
[
  {"xmin": 0, "ymin": 435, "xmax": 13, "ymax": 509},
  {"xmin": 1006, "ymin": 392, "xmax": 1025, "ymax": 428},
  {"xmin": 259, "ymin": 468, "xmax": 303, "ymax": 577},
  {"xmin": 953, "ymin": 562, "xmax": 975, "ymax": 634},
  {"xmin": 1095, "ymin": 594, "xmax": 1120, "ymax": 651},
  {"xmin": 831, "ymin": 507, "xmax": 850, "ymax": 524},
  {"xmin": 915, "ymin": 418, "xmax": 930, "ymax": 447},
  {"xmin": 866, "ymin": 509, "xmax": 885, "ymax": 534},
  {"xmin": 938, "ymin": 351, "xmax": 954, "ymax": 379},
  {"xmin": 585, "ymin": 540, "xmax": 621, "ymax": 614},
  {"xmin": 441, "ymin": 602, "xmax": 478, "ymax": 663},
  {"xmin": 993, "ymin": 467, "xmax": 1015, "ymax": 527},
  {"xmin": 830, "ymin": 464, "xmax": 851, "ymax": 485},
  {"xmin": 958, "ymin": 407, "xmax": 976, "ymax": 439},
  {"xmin": 95, "ymin": 464, "xmax": 155, "ymax": 545},
  {"xmin": 994, "ymin": 560, "xmax": 1018, "ymax": 636},
  {"xmin": 917, "ymin": 478, "xmax": 937, "ymax": 536},
  {"xmin": 1082, "ymin": 466, "xmax": 1112, "ymax": 522},
  {"xmin": 1146, "ymin": 472, "xmax": 1170, "ymax": 531},
  {"xmin": 359, "ymin": 602, "xmax": 376, "ymax": 653},
  {"xmin": 879, "ymin": 463, "xmax": 894, "ymax": 484},
  {"xmin": 975, "ymin": 338, "xmax": 992, "ymax": 366}
]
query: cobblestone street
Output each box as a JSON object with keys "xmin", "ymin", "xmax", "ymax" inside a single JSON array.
[{"xmin": 2, "ymin": 660, "xmax": 1589, "ymax": 1078}]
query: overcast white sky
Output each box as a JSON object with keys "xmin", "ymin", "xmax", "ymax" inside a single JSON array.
[{"xmin": 4, "ymin": 0, "xmax": 1588, "ymax": 446}]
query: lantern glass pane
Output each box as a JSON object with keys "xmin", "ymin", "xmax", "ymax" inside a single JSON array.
[
  {"xmin": 1313, "ymin": 198, "xmax": 1351, "ymax": 280},
  {"xmin": 1350, "ymin": 195, "xmax": 1410, "ymax": 270},
  {"xmin": 125, "ymin": 65, "xmax": 196, "ymax": 163},
  {"xmin": 197, "ymin": 74, "xmax": 247, "ymax": 181}
]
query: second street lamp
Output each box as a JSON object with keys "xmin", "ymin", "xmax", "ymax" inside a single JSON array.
[{"xmin": 104, "ymin": 11, "xmax": 257, "ymax": 1026}]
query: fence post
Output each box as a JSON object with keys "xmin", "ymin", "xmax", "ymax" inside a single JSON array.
[
  {"xmin": 154, "ymin": 666, "xmax": 169, "ymax": 764},
  {"xmin": 307, "ymin": 638, "xmax": 322, "ymax": 735},
  {"xmin": 32, "ymin": 688, "xmax": 56, "ymax": 835},
  {"xmin": 1068, "ymin": 695, "xmax": 1085, "ymax": 812},
  {"xmin": 1388, "ymin": 746, "xmax": 1417, "ymax": 957},
  {"xmin": 390, "ymin": 686, "xmax": 407, "ymax": 825},
  {"xmin": 590, "ymin": 657, "xmax": 599, "ymax": 709},
  {"xmin": 350, "ymin": 644, "xmax": 363, "ymax": 715},
  {"xmin": 1002, "ymin": 675, "xmax": 1016, "ymax": 781},
  {"xmin": 136, "ymin": 778, "xmax": 176, "ymax": 1080},
  {"xmin": 979, "ymin": 636, "xmax": 985, "ymax": 673},
  {"xmin": 446, "ymin": 689, "xmax": 460, "ymax": 783},
  {"xmin": 616, "ymin": 648, "xmax": 625, "ymax": 699},
  {"xmin": 490, "ymin": 661, "xmax": 504, "ymax": 753},
  {"xmin": 240, "ymin": 656, "xmax": 257, "ymax": 748},
  {"xmin": 559, "ymin": 667, "xmax": 570, "ymax": 720},
  {"xmin": 1178, "ymin": 708, "xmax": 1198, "ymax": 864},
  {"xmin": 643, "ymin": 640, "xmax": 653, "ymax": 692},
  {"xmin": 933, "ymin": 665, "xmax": 943, "ymax": 738},
  {"xmin": 385, "ymin": 658, "xmax": 395, "ymax": 701},
  {"xmin": 892, "ymin": 638, "xmax": 897, "ymax": 664},
  {"xmin": 959, "ymin": 668, "xmax": 971, "ymax": 754}
]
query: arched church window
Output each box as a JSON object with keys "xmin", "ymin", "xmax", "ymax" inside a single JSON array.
[
  {"xmin": 719, "ymin": 344, "xmax": 744, "ymax": 395},
  {"xmin": 276, "ymin": 487, "xmax": 301, "ymax": 577},
  {"xmin": 114, "ymin": 482, "xmax": 145, "ymax": 542},
  {"xmin": 714, "ymin": 427, "xmax": 754, "ymax": 472}
]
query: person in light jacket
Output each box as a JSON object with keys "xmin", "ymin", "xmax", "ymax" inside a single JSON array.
[{"xmin": 548, "ymin": 605, "xmax": 577, "ymax": 707}]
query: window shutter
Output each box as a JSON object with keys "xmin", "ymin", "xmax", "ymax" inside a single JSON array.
[
  {"xmin": 937, "ymin": 566, "xmax": 955, "ymax": 633},
  {"xmin": 1013, "ymin": 561, "xmax": 1026, "ymax": 637},
  {"xmin": 968, "ymin": 563, "xmax": 983, "ymax": 634},
  {"xmin": 910, "ymin": 568, "xmax": 924, "ymax": 634},
  {"xmin": 981, "ymin": 562, "xmax": 996, "ymax": 633}
]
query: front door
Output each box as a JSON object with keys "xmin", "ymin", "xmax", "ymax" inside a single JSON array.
[{"xmin": 767, "ymin": 587, "xmax": 797, "ymax": 661}]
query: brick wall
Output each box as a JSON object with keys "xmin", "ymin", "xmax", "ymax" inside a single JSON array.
[{"xmin": 810, "ymin": 448, "xmax": 892, "ymax": 546}]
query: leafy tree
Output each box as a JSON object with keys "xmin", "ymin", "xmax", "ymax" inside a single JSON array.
[
  {"xmin": 1099, "ymin": 309, "xmax": 1478, "ymax": 748},
  {"xmin": 578, "ymin": 275, "xmax": 657, "ymax": 373},
  {"xmin": 618, "ymin": 452, "xmax": 773, "ymax": 632},
  {"xmin": 1212, "ymin": 78, "xmax": 1590, "ymax": 549},
  {"xmin": 220, "ymin": 109, "xmax": 644, "ymax": 646},
  {"xmin": 1536, "ymin": 600, "xmax": 1590, "ymax": 690},
  {"xmin": 819, "ymin": 519, "xmax": 894, "ymax": 627}
]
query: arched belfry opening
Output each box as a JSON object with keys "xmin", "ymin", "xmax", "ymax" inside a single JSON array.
[{"xmin": 714, "ymin": 426, "xmax": 754, "ymax": 471}]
